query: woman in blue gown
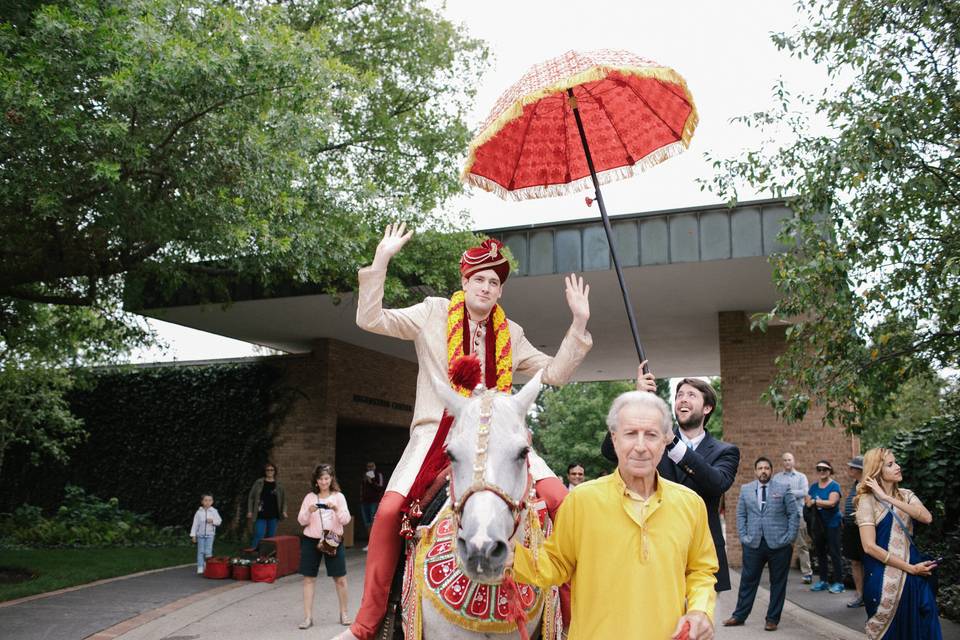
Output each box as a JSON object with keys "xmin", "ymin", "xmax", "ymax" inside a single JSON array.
[{"xmin": 855, "ymin": 448, "xmax": 941, "ymax": 639}]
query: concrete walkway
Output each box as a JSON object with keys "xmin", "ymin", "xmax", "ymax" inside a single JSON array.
[
  {"xmin": 0, "ymin": 565, "xmax": 236, "ymax": 640},
  {"xmin": 1, "ymin": 549, "xmax": 957, "ymax": 639}
]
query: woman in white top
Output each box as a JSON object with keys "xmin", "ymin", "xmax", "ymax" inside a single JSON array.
[{"xmin": 297, "ymin": 464, "xmax": 351, "ymax": 630}]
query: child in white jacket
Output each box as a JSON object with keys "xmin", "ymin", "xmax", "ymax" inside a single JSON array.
[{"xmin": 190, "ymin": 494, "xmax": 222, "ymax": 574}]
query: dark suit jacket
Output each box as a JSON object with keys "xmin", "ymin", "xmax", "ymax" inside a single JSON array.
[{"xmin": 658, "ymin": 430, "xmax": 741, "ymax": 591}]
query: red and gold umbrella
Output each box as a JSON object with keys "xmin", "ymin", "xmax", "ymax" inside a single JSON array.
[{"xmin": 464, "ymin": 49, "xmax": 698, "ymax": 363}]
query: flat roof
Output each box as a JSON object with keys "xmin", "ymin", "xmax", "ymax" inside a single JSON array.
[{"xmin": 139, "ymin": 199, "xmax": 786, "ymax": 380}]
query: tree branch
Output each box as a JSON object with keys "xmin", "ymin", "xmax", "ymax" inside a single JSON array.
[
  {"xmin": 1, "ymin": 287, "xmax": 96, "ymax": 306},
  {"xmin": 155, "ymin": 84, "xmax": 298, "ymax": 153}
]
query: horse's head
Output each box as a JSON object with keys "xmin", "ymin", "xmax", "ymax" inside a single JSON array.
[{"xmin": 435, "ymin": 371, "xmax": 543, "ymax": 583}]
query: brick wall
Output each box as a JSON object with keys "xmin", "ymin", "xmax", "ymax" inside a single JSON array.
[
  {"xmin": 718, "ymin": 311, "xmax": 858, "ymax": 567},
  {"xmin": 267, "ymin": 339, "xmax": 417, "ymax": 537}
]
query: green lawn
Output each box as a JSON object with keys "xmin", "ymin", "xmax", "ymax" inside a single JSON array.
[{"xmin": 0, "ymin": 541, "xmax": 245, "ymax": 602}]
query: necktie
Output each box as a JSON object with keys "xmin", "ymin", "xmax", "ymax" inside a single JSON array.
[{"xmin": 761, "ymin": 484, "xmax": 767, "ymax": 510}]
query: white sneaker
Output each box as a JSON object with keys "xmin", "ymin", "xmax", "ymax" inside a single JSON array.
[
  {"xmin": 362, "ymin": 546, "xmax": 368, "ymax": 552},
  {"xmin": 197, "ymin": 567, "xmax": 204, "ymax": 574},
  {"xmin": 328, "ymin": 630, "xmax": 359, "ymax": 640}
]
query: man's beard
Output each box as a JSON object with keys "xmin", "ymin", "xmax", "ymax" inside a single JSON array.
[{"xmin": 677, "ymin": 408, "xmax": 704, "ymax": 430}]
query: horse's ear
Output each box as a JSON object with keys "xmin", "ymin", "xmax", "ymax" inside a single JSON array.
[
  {"xmin": 512, "ymin": 370, "xmax": 543, "ymax": 414},
  {"xmin": 433, "ymin": 376, "xmax": 469, "ymax": 415}
]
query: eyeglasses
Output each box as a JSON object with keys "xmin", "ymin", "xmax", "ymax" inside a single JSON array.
[{"xmin": 815, "ymin": 466, "xmax": 831, "ymax": 471}]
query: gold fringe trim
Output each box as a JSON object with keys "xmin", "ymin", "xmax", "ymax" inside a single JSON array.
[
  {"xmin": 462, "ymin": 63, "xmax": 699, "ymax": 197},
  {"xmin": 465, "ymin": 140, "xmax": 689, "ymax": 201},
  {"xmin": 416, "ymin": 507, "xmax": 543, "ymax": 634},
  {"xmin": 410, "ymin": 524, "xmax": 434, "ymax": 640}
]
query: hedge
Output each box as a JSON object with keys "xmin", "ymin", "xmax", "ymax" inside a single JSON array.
[{"xmin": 0, "ymin": 361, "xmax": 288, "ymax": 533}]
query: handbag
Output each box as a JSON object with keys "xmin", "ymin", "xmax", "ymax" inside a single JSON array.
[
  {"xmin": 318, "ymin": 528, "xmax": 342, "ymax": 556},
  {"xmin": 882, "ymin": 501, "xmax": 939, "ymax": 595},
  {"xmin": 316, "ymin": 503, "xmax": 342, "ymax": 556}
]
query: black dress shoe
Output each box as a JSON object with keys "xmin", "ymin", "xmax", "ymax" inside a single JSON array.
[
  {"xmin": 765, "ymin": 621, "xmax": 778, "ymax": 631},
  {"xmin": 722, "ymin": 617, "xmax": 744, "ymax": 627}
]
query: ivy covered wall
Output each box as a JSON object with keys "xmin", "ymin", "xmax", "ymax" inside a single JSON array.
[{"xmin": 0, "ymin": 360, "xmax": 288, "ymax": 531}]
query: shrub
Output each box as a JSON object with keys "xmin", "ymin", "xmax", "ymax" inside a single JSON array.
[{"xmin": 0, "ymin": 486, "xmax": 184, "ymax": 548}]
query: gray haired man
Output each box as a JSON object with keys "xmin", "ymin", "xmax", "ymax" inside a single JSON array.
[{"xmin": 772, "ymin": 452, "xmax": 812, "ymax": 583}]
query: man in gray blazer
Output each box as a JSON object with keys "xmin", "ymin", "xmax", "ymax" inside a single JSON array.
[{"xmin": 723, "ymin": 456, "xmax": 799, "ymax": 632}]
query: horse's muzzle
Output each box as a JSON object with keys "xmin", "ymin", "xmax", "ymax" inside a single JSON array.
[{"xmin": 458, "ymin": 536, "xmax": 509, "ymax": 581}]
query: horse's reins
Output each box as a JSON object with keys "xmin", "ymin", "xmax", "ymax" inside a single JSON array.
[{"xmin": 449, "ymin": 390, "xmax": 533, "ymax": 540}]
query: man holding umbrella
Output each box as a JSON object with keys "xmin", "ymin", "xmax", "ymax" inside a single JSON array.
[{"xmin": 334, "ymin": 223, "xmax": 592, "ymax": 640}]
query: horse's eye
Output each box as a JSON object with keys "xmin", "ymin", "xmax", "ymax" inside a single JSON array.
[{"xmin": 517, "ymin": 446, "xmax": 531, "ymax": 461}]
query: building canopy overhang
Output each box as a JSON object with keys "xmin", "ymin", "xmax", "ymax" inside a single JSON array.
[{"xmin": 138, "ymin": 199, "xmax": 790, "ymax": 381}]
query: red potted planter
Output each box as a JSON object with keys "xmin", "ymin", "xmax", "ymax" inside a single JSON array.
[
  {"xmin": 202, "ymin": 557, "xmax": 231, "ymax": 579},
  {"xmin": 250, "ymin": 560, "xmax": 278, "ymax": 583}
]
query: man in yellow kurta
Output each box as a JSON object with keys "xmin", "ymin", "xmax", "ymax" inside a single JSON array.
[{"xmin": 511, "ymin": 391, "xmax": 719, "ymax": 640}]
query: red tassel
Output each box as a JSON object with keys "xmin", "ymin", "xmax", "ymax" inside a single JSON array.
[
  {"xmin": 449, "ymin": 354, "xmax": 482, "ymax": 391},
  {"xmin": 399, "ymin": 514, "xmax": 414, "ymax": 540},
  {"xmin": 500, "ymin": 573, "xmax": 530, "ymax": 640}
]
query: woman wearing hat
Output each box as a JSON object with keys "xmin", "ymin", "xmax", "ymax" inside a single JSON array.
[
  {"xmin": 805, "ymin": 460, "xmax": 845, "ymax": 593},
  {"xmin": 336, "ymin": 224, "xmax": 593, "ymax": 640}
]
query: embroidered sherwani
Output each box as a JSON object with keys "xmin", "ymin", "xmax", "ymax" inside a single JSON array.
[{"xmin": 356, "ymin": 267, "xmax": 593, "ymax": 496}]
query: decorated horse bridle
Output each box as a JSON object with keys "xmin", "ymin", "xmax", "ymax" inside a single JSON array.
[{"xmin": 449, "ymin": 389, "xmax": 534, "ymax": 540}]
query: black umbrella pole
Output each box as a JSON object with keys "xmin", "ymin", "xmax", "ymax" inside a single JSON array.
[{"xmin": 568, "ymin": 89, "xmax": 648, "ymax": 372}]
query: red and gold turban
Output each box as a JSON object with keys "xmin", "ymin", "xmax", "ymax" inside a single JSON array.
[{"xmin": 460, "ymin": 238, "xmax": 510, "ymax": 283}]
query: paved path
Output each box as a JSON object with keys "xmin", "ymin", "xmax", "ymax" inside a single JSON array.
[
  {"xmin": 0, "ymin": 565, "xmax": 232, "ymax": 640},
  {"xmin": 2, "ymin": 549, "xmax": 957, "ymax": 639},
  {"xmin": 717, "ymin": 566, "xmax": 959, "ymax": 640}
]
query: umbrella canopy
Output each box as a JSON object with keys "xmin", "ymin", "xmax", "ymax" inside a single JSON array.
[{"xmin": 464, "ymin": 49, "xmax": 698, "ymax": 200}]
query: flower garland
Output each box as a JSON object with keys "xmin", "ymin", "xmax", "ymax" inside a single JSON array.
[{"xmin": 446, "ymin": 290, "xmax": 512, "ymax": 395}]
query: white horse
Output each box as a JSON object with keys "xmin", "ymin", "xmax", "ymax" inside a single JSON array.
[{"xmin": 401, "ymin": 371, "xmax": 559, "ymax": 640}]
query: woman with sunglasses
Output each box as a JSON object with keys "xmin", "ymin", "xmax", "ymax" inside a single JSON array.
[
  {"xmin": 805, "ymin": 460, "xmax": 845, "ymax": 593},
  {"xmin": 855, "ymin": 448, "xmax": 940, "ymax": 639}
]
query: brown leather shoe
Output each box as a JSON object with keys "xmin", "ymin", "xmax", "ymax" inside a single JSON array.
[
  {"xmin": 764, "ymin": 621, "xmax": 778, "ymax": 631},
  {"xmin": 722, "ymin": 617, "xmax": 744, "ymax": 627}
]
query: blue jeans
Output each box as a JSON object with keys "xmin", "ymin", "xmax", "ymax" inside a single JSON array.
[
  {"xmin": 732, "ymin": 537, "xmax": 793, "ymax": 624},
  {"xmin": 360, "ymin": 502, "xmax": 379, "ymax": 535},
  {"xmin": 196, "ymin": 535, "xmax": 215, "ymax": 571},
  {"xmin": 251, "ymin": 517, "xmax": 278, "ymax": 549}
]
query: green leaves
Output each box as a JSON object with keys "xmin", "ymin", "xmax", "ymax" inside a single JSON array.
[
  {"xmin": 707, "ymin": 0, "xmax": 960, "ymax": 432},
  {"xmin": 1, "ymin": 0, "xmax": 488, "ymax": 473},
  {"xmin": 0, "ymin": 361, "xmax": 286, "ymax": 529},
  {"xmin": 2, "ymin": 0, "xmax": 488, "ymax": 327},
  {"xmin": 527, "ymin": 378, "xmax": 686, "ymax": 479},
  {"xmin": 0, "ymin": 486, "xmax": 184, "ymax": 548}
]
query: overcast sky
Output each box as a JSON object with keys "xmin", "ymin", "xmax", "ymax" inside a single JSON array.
[{"xmin": 132, "ymin": 0, "xmax": 827, "ymax": 363}]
